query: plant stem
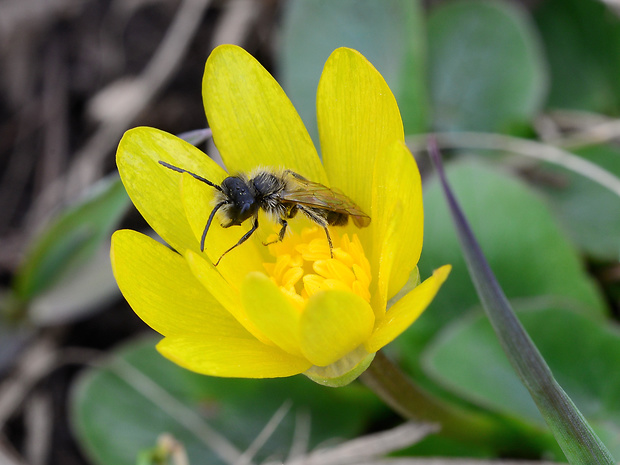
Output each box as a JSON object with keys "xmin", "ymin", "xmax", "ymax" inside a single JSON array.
[{"xmin": 361, "ymin": 350, "xmax": 554, "ymax": 454}]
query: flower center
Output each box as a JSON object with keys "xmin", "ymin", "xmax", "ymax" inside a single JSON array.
[{"xmin": 262, "ymin": 227, "xmax": 372, "ymax": 311}]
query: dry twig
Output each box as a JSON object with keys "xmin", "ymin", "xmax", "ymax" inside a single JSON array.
[{"xmin": 27, "ymin": 0, "xmax": 213, "ymax": 230}]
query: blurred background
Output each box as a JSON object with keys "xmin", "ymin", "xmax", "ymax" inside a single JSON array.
[{"xmin": 1, "ymin": 0, "xmax": 620, "ymax": 464}]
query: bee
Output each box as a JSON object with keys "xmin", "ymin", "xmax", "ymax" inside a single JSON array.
[{"xmin": 159, "ymin": 161, "xmax": 371, "ymax": 266}]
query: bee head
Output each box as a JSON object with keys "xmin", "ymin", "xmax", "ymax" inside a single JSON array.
[{"xmin": 221, "ymin": 176, "xmax": 257, "ymax": 223}]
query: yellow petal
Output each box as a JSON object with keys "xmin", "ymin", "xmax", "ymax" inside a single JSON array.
[
  {"xmin": 180, "ymin": 173, "xmax": 264, "ymax": 284},
  {"xmin": 365, "ymin": 265, "xmax": 451, "ymax": 353},
  {"xmin": 110, "ymin": 230, "xmax": 248, "ymax": 338},
  {"xmin": 184, "ymin": 250, "xmax": 271, "ymax": 345},
  {"xmin": 157, "ymin": 335, "xmax": 311, "ymax": 378},
  {"xmin": 242, "ymin": 272, "xmax": 303, "ymax": 357},
  {"xmin": 117, "ymin": 127, "xmax": 227, "ymax": 255},
  {"xmin": 371, "ymin": 141, "xmax": 424, "ymax": 315},
  {"xmin": 300, "ymin": 290, "xmax": 375, "ymax": 366},
  {"xmin": 317, "ymin": 47, "xmax": 404, "ymax": 218},
  {"xmin": 203, "ymin": 44, "xmax": 327, "ymax": 183}
]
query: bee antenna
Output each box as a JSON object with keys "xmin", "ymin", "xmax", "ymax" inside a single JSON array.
[
  {"xmin": 159, "ymin": 160, "xmax": 223, "ymax": 192},
  {"xmin": 201, "ymin": 201, "xmax": 228, "ymax": 252}
]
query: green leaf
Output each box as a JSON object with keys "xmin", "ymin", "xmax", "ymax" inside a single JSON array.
[
  {"xmin": 402, "ymin": 434, "xmax": 495, "ymax": 459},
  {"xmin": 279, "ymin": 0, "xmax": 427, "ymax": 140},
  {"xmin": 538, "ymin": 144, "xmax": 620, "ymax": 261},
  {"xmin": 534, "ymin": 0, "xmax": 620, "ymax": 113},
  {"xmin": 425, "ymin": 144, "xmax": 615, "ymax": 463},
  {"xmin": 71, "ymin": 336, "xmax": 383, "ymax": 465},
  {"xmin": 428, "ymin": 0, "xmax": 547, "ymax": 133},
  {"xmin": 12, "ymin": 175, "xmax": 129, "ymax": 303},
  {"xmin": 28, "ymin": 240, "xmax": 119, "ymax": 325},
  {"xmin": 423, "ymin": 307, "xmax": 620, "ymax": 457},
  {"xmin": 405, "ymin": 160, "xmax": 606, "ymax": 355}
]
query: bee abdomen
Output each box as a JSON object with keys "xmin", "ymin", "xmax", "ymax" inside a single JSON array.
[{"xmin": 326, "ymin": 211, "xmax": 349, "ymax": 226}]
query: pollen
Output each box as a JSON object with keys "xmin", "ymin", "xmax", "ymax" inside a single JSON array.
[{"xmin": 263, "ymin": 227, "xmax": 372, "ymax": 309}]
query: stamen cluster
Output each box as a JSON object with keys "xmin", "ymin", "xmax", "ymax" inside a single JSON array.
[{"xmin": 264, "ymin": 228, "xmax": 372, "ymax": 311}]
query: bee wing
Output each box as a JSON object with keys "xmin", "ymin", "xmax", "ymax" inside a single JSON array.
[{"xmin": 281, "ymin": 174, "xmax": 371, "ymax": 228}]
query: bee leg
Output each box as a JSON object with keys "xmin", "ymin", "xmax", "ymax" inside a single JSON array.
[
  {"xmin": 323, "ymin": 226, "xmax": 334, "ymax": 259},
  {"xmin": 201, "ymin": 201, "xmax": 229, "ymax": 252},
  {"xmin": 215, "ymin": 215, "xmax": 260, "ymax": 266},
  {"xmin": 263, "ymin": 219, "xmax": 288, "ymax": 246},
  {"xmin": 296, "ymin": 204, "xmax": 333, "ymax": 258}
]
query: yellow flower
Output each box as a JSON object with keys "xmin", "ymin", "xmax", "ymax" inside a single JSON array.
[{"xmin": 111, "ymin": 45, "xmax": 450, "ymax": 387}]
